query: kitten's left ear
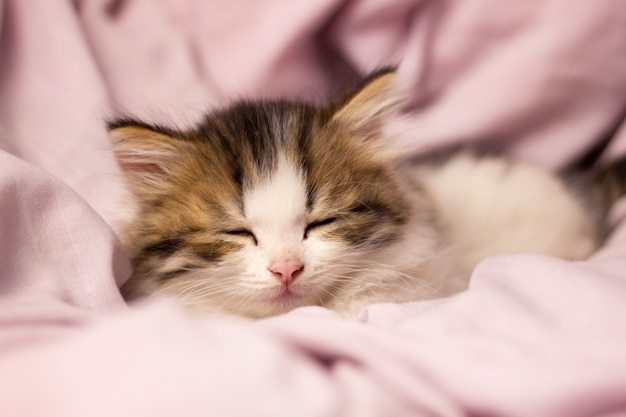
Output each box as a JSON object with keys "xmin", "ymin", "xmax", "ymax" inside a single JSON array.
[
  {"xmin": 330, "ymin": 68, "xmax": 403, "ymax": 134},
  {"xmin": 108, "ymin": 120, "xmax": 187, "ymax": 193}
]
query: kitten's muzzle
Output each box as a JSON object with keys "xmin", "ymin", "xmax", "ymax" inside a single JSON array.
[{"xmin": 267, "ymin": 260, "xmax": 304, "ymax": 286}]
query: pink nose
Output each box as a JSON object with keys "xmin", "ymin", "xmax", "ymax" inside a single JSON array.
[{"xmin": 268, "ymin": 260, "xmax": 304, "ymax": 286}]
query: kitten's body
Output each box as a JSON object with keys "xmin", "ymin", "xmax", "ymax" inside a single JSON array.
[{"xmin": 110, "ymin": 70, "xmax": 621, "ymax": 318}]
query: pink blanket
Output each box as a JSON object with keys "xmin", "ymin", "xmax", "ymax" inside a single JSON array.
[{"xmin": 2, "ymin": 1, "xmax": 626, "ymax": 415}]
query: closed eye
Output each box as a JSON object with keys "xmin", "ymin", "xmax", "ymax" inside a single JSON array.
[
  {"xmin": 304, "ymin": 217, "xmax": 337, "ymax": 239},
  {"xmin": 224, "ymin": 229, "xmax": 257, "ymax": 245}
]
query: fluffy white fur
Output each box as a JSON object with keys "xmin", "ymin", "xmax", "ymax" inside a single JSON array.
[{"xmin": 412, "ymin": 153, "xmax": 598, "ymax": 276}]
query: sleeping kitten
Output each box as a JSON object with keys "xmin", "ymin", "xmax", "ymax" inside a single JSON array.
[{"xmin": 109, "ymin": 69, "xmax": 625, "ymax": 318}]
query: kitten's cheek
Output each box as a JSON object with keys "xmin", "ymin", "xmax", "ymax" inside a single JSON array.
[{"xmin": 306, "ymin": 238, "xmax": 342, "ymax": 261}]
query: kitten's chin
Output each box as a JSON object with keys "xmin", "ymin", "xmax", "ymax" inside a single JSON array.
[
  {"xmin": 248, "ymin": 285, "xmax": 319, "ymax": 317},
  {"xmin": 265, "ymin": 286, "xmax": 306, "ymax": 304}
]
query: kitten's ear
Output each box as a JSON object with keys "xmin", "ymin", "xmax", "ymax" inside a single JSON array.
[
  {"xmin": 330, "ymin": 69, "xmax": 402, "ymax": 133},
  {"xmin": 108, "ymin": 121, "xmax": 184, "ymax": 190}
]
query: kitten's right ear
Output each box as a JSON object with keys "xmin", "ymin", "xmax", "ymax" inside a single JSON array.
[
  {"xmin": 329, "ymin": 68, "xmax": 404, "ymax": 136},
  {"xmin": 108, "ymin": 120, "xmax": 184, "ymax": 190}
]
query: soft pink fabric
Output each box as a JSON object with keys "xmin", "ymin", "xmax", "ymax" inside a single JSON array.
[{"xmin": 1, "ymin": 0, "xmax": 626, "ymax": 416}]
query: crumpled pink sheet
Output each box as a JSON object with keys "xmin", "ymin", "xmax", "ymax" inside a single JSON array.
[{"xmin": 1, "ymin": 1, "xmax": 626, "ymax": 416}]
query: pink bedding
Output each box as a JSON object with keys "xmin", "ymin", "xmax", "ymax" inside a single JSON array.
[{"xmin": 1, "ymin": 1, "xmax": 626, "ymax": 415}]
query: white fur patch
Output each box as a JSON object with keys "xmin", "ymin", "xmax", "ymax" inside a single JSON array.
[
  {"xmin": 243, "ymin": 155, "xmax": 307, "ymax": 262},
  {"xmin": 412, "ymin": 153, "xmax": 598, "ymax": 274}
]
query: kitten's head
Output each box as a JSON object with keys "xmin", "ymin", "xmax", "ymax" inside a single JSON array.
[{"xmin": 110, "ymin": 69, "xmax": 435, "ymax": 317}]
